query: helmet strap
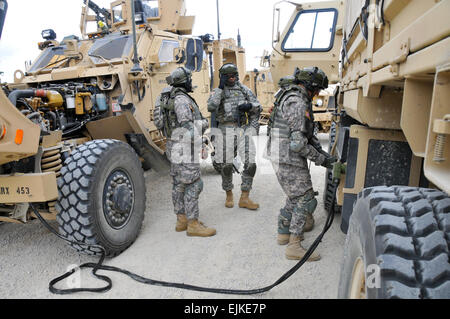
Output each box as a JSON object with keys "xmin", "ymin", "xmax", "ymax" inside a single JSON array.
[{"xmin": 180, "ymin": 67, "xmax": 193, "ymax": 92}]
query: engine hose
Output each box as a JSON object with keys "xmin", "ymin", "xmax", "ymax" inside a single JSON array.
[
  {"xmin": 26, "ymin": 112, "xmax": 41, "ymax": 121},
  {"xmin": 8, "ymin": 89, "xmax": 35, "ymax": 106},
  {"xmin": 30, "ymin": 189, "xmax": 337, "ymax": 295}
]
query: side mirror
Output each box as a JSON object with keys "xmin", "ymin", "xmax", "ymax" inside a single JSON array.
[
  {"xmin": 273, "ymin": 8, "xmax": 281, "ymax": 44},
  {"xmin": 0, "ymin": 0, "xmax": 8, "ymax": 40}
]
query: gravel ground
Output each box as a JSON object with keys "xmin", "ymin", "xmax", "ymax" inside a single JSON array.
[{"xmin": 0, "ymin": 127, "xmax": 346, "ymax": 299}]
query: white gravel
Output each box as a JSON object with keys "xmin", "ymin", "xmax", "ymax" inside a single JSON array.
[{"xmin": 0, "ymin": 127, "xmax": 346, "ymax": 299}]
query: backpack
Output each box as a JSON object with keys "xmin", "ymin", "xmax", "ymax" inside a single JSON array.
[{"xmin": 155, "ymin": 86, "xmax": 198, "ymax": 138}]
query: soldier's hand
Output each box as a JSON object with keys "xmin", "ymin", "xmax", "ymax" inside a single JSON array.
[
  {"xmin": 321, "ymin": 156, "xmax": 338, "ymax": 169},
  {"xmin": 219, "ymin": 74, "xmax": 227, "ymax": 89},
  {"xmin": 238, "ymin": 103, "xmax": 253, "ymax": 112}
]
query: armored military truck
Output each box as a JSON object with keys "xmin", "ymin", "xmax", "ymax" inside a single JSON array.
[
  {"xmin": 0, "ymin": 0, "xmax": 249, "ymax": 256},
  {"xmin": 270, "ymin": 0, "xmax": 450, "ymax": 299}
]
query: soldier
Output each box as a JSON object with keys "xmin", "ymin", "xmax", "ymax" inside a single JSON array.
[
  {"xmin": 207, "ymin": 63, "xmax": 262, "ymax": 210},
  {"xmin": 266, "ymin": 67, "xmax": 337, "ymax": 261},
  {"xmin": 267, "ymin": 75, "xmax": 297, "ymax": 137},
  {"xmin": 154, "ymin": 67, "xmax": 216, "ymax": 237}
]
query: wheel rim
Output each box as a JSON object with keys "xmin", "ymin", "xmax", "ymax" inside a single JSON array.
[
  {"xmin": 349, "ymin": 257, "xmax": 367, "ymax": 299},
  {"xmin": 103, "ymin": 169, "xmax": 135, "ymax": 230}
]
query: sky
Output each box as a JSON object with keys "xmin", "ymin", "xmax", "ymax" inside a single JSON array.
[{"xmin": 0, "ymin": 0, "xmax": 326, "ymax": 83}]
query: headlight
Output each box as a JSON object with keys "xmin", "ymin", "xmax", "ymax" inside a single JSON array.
[
  {"xmin": 41, "ymin": 29, "xmax": 57, "ymax": 41},
  {"xmin": 316, "ymin": 99, "xmax": 324, "ymax": 107}
]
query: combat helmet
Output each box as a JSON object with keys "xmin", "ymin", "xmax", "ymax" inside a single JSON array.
[
  {"xmin": 294, "ymin": 67, "xmax": 328, "ymax": 92},
  {"xmin": 166, "ymin": 67, "xmax": 192, "ymax": 86},
  {"xmin": 219, "ymin": 63, "xmax": 239, "ymax": 76},
  {"xmin": 278, "ymin": 75, "xmax": 296, "ymax": 89}
]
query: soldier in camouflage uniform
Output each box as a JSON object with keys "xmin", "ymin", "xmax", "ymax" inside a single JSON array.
[
  {"xmin": 267, "ymin": 75, "xmax": 296, "ymax": 137},
  {"xmin": 207, "ymin": 63, "xmax": 262, "ymax": 210},
  {"xmin": 266, "ymin": 67, "xmax": 336, "ymax": 260},
  {"xmin": 154, "ymin": 67, "xmax": 216, "ymax": 237}
]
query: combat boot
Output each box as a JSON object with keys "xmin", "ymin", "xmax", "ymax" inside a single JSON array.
[
  {"xmin": 304, "ymin": 213, "xmax": 315, "ymax": 232},
  {"xmin": 285, "ymin": 234, "xmax": 320, "ymax": 261},
  {"xmin": 238, "ymin": 191, "xmax": 259, "ymax": 210},
  {"xmin": 277, "ymin": 233, "xmax": 290, "ymax": 245},
  {"xmin": 175, "ymin": 214, "xmax": 188, "ymax": 232},
  {"xmin": 277, "ymin": 233, "xmax": 303, "ymax": 245},
  {"xmin": 225, "ymin": 190, "xmax": 234, "ymax": 208},
  {"xmin": 187, "ymin": 220, "xmax": 216, "ymax": 237}
]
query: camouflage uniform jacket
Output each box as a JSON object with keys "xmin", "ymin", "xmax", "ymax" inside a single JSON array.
[
  {"xmin": 154, "ymin": 87, "xmax": 208, "ymax": 166},
  {"xmin": 207, "ymin": 82, "xmax": 262, "ymax": 130},
  {"xmin": 266, "ymin": 85, "xmax": 325, "ymax": 167}
]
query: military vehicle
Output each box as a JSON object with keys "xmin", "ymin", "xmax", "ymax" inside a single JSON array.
[
  {"xmin": 311, "ymin": 85, "xmax": 337, "ymax": 134},
  {"xmin": 0, "ymin": 0, "xmax": 251, "ymax": 256},
  {"xmin": 270, "ymin": 0, "xmax": 450, "ymax": 299},
  {"xmin": 242, "ymin": 67, "xmax": 276, "ymax": 129}
]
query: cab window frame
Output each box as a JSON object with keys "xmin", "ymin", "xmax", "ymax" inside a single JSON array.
[{"xmin": 281, "ymin": 8, "xmax": 338, "ymax": 53}]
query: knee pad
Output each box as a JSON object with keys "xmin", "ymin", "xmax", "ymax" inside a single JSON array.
[
  {"xmin": 305, "ymin": 198, "xmax": 318, "ymax": 215},
  {"xmin": 222, "ymin": 163, "xmax": 234, "ymax": 176},
  {"xmin": 278, "ymin": 208, "xmax": 292, "ymax": 234},
  {"xmin": 299, "ymin": 189, "xmax": 318, "ymax": 215},
  {"xmin": 244, "ymin": 163, "xmax": 257, "ymax": 177}
]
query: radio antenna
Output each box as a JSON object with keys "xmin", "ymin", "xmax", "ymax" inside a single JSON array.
[{"xmin": 216, "ymin": 0, "xmax": 221, "ymax": 40}]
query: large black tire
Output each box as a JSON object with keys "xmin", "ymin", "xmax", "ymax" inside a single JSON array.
[
  {"xmin": 56, "ymin": 139, "xmax": 146, "ymax": 257},
  {"xmin": 323, "ymin": 122, "xmax": 340, "ymax": 213},
  {"xmin": 338, "ymin": 186, "xmax": 450, "ymax": 299}
]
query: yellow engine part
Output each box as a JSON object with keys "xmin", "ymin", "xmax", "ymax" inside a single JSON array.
[
  {"xmin": 74, "ymin": 93, "xmax": 91, "ymax": 115},
  {"xmin": 45, "ymin": 90, "xmax": 64, "ymax": 109}
]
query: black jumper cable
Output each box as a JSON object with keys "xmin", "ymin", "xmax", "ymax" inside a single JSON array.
[{"xmin": 30, "ymin": 177, "xmax": 339, "ymax": 295}]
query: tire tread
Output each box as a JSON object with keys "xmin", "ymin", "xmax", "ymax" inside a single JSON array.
[
  {"xmin": 56, "ymin": 139, "xmax": 144, "ymax": 256},
  {"xmin": 349, "ymin": 186, "xmax": 450, "ymax": 299}
]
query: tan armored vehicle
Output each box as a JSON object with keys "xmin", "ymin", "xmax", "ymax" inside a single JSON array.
[
  {"xmin": 242, "ymin": 68, "xmax": 276, "ymax": 129},
  {"xmin": 270, "ymin": 0, "xmax": 450, "ymax": 299},
  {"xmin": 0, "ymin": 0, "xmax": 250, "ymax": 256}
]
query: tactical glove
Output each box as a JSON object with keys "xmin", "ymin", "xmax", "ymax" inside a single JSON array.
[
  {"xmin": 218, "ymin": 74, "xmax": 228, "ymax": 90},
  {"xmin": 321, "ymin": 156, "xmax": 338, "ymax": 169},
  {"xmin": 238, "ymin": 103, "xmax": 253, "ymax": 113}
]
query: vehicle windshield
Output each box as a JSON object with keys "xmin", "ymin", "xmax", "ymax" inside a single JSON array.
[
  {"xmin": 112, "ymin": 3, "xmax": 124, "ymax": 24},
  {"xmin": 138, "ymin": 0, "xmax": 159, "ymax": 19},
  {"xmin": 112, "ymin": 0, "xmax": 159, "ymax": 25}
]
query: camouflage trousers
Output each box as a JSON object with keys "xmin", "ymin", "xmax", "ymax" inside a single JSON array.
[
  {"xmin": 171, "ymin": 162, "xmax": 203, "ymax": 220},
  {"xmin": 271, "ymin": 161, "xmax": 314, "ymax": 236},
  {"xmin": 213, "ymin": 124, "xmax": 257, "ymax": 192}
]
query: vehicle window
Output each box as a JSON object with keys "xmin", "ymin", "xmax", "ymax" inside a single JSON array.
[
  {"xmin": 158, "ymin": 40, "xmax": 180, "ymax": 65},
  {"xmin": 142, "ymin": 0, "xmax": 159, "ymax": 17},
  {"xmin": 28, "ymin": 47, "xmax": 66, "ymax": 73},
  {"xmin": 88, "ymin": 33, "xmax": 134, "ymax": 63},
  {"xmin": 282, "ymin": 9, "xmax": 337, "ymax": 52},
  {"xmin": 112, "ymin": 4, "xmax": 124, "ymax": 24}
]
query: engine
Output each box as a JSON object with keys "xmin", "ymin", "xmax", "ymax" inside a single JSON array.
[{"xmin": 3, "ymin": 80, "xmax": 109, "ymax": 138}]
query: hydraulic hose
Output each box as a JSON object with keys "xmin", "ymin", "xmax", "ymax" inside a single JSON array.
[
  {"xmin": 8, "ymin": 89, "xmax": 35, "ymax": 106},
  {"xmin": 31, "ymin": 185, "xmax": 337, "ymax": 295}
]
